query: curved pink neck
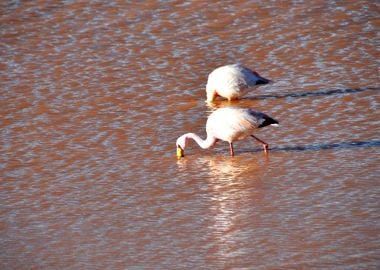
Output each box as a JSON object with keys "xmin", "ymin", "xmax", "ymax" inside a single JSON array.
[{"xmin": 185, "ymin": 133, "xmax": 217, "ymax": 149}]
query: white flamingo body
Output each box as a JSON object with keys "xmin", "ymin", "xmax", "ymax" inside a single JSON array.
[
  {"xmin": 206, "ymin": 108, "xmax": 258, "ymax": 142},
  {"xmin": 176, "ymin": 107, "xmax": 278, "ymax": 157},
  {"xmin": 206, "ymin": 64, "xmax": 271, "ymax": 102}
]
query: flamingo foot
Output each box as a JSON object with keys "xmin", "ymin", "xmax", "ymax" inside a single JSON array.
[
  {"xmin": 229, "ymin": 142, "xmax": 235, "ymax": 157},
  {"xmin": 263, "ymin": 144, "xmax": 269, "ymax": 154}
]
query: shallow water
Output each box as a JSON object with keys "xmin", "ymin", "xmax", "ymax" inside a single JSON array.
[{"xmin": 1, "ymin": 0, "xmax": 379, "ymax": 269}]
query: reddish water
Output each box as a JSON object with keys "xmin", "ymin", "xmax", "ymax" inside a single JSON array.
[{"xmin": 1, "ymin": 1, "xmax": 379, "ymax": 269}]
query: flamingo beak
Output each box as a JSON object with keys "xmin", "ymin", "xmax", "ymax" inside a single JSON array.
[{"xmin": 176, "ymin": 146, "xmax": 184, "ymax": 158}]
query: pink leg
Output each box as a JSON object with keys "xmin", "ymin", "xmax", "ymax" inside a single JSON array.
[
  {"xmin": 251, "ymin": 135, "xmax": 269, "ymax": 153},
  {"xmin": 229, "ymin": 142, "xmax": 234, "ymax": 156}
]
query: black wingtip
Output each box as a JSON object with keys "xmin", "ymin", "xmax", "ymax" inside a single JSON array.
[
  {"xmin": 258, "ymin": 117, "xmax": 279, "ymax": 128},
  {"xmin": 256, "ymin": 78, "xmax": 270, "ymax": 85}
]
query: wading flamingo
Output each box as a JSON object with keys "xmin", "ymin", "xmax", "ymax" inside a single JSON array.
[
  {"xmin": 206, "ymin": 64, "xmax": 271, "ymax": 102},
  {"xmin": 176, "ymin": 107, "xmax": 279, "ymax": 157}
]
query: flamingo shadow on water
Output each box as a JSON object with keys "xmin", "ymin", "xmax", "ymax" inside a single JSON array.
[
  {"xmin": 239, "ymin": 140, "xmax": 380, "ymax": 154},
  {"xmin": 205, "ymin": 86, "xmax": 379, "ymax": 110},
  {"xmin": 245, "ymin": 86, "xmax": 379, "ymax": 101}
]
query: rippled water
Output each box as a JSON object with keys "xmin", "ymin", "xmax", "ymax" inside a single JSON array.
[{"xmin": 1, "ymin": 0, "xmax": 379, "ymax": 269}]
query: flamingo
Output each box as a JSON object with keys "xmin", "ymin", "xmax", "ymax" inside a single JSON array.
[
  {"xmin": 206, "ymin": 64, "xmax": 271, "ymax": 102},
  {"xmin": 176, "ymin": 107, "xmax": 279, "ymax": 157}
]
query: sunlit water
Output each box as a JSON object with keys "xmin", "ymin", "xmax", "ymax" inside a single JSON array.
[{"xmin": 1, "ymin": 1, "xmax": 379, "ymax": 269}]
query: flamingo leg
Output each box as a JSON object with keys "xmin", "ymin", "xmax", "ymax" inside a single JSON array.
[
  {"xmin": 229, "ymin": 142, "xmax": 234, "ymax": 156},
  {"xmin": 251, "ymin": 135, "xmax": 269, "ymax": 153}
]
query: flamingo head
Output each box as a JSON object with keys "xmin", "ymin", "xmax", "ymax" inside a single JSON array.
[{"xmin": 176, "ymin": 135, "xmax": 186, "ymax": 157}]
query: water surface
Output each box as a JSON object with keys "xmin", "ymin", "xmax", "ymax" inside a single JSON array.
[{"xmin": 1, "ymin": 0, "xmax": 379, "ymax": 269}]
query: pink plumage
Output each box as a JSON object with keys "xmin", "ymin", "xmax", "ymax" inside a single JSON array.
[
  {"xmin": 176, "ymin": 107, "xmax": 279, "ymax": 157},
  {"xmin": 206, "ymin": 64, "xmax": 271, "ymax": 102}
]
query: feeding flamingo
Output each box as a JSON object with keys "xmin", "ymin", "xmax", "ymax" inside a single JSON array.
[
  {"xmin": 176, "ymin": 107, "xmax": 279, "ymax": 157},
  {"xmin": 206, "ymin": 64, "xmax": 271, "ymax": 102}
]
